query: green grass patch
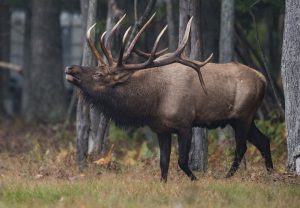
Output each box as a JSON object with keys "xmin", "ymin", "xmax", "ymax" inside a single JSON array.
[{"xmin": 1, "ymin": 173, "xmax": 299, "ymax": 208}]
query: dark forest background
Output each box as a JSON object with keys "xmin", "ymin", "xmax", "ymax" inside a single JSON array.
[
  {"xmin": 0, "ymin": 0, "xmax": 285, "ymax": 121},
  {"xmin": 1, "ymin": 0, "xmax": 300, "ymax": 177}
]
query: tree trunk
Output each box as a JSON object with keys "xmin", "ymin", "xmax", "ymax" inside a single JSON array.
[
  {"xmin": 76, "ymin": 95, "xmax": 90, "ymax": 169},
  {"xmin": 23, "ymin": 0, "xmax": 66, "ymax": 122},
  {"xmin": 127, "ymin": 0, "xmax": 156, "ymax": 49},
  {"xmin": 89, "ymin": 108, "xmax": 109, "ymax": 155},
  {"xmin": 179, "ymin": 0, "xmax": 190, "ymax": 55},
  {"xmin": 87, "ymin": 0, "xmax": 121, "ymax": 157},
  {"xmin": 77, "ymin": 0, "xmax": 97, "ymax": 169},
  {"xmin": 219, "ymin": 0, "xmax": 234, "ymax": 63},
  {"xmin": 77, "ymin": 0, "xmax": 121, "ymax": 168},
  {"xmin": 106, "ymin": 0, "xmax": 114, "ymax": 35},
  {"xmin": 201, "ymin": 0, "xmax": 220, "ymax": 61},
  {"xmin": 217, "ymin": 0, "xmax": 235, "ymax": 142},
  {"xmin": 189, "ymin": 0, "xmax": 203, "ymax": 59},
  {"xmin": 89, "ymin": 0, "xmax": 124, "ymax": 156},
  {"xmin": 88, "ymin": 0, "xmax": 121, "ymax": 157},
  {"xmin": 179, "ymin": 0, "xmax": 208, "ymax": 172},
  {"xmin": 281, "ymin": 0, "xmax": 300, "ymax": 173},
  {"xmin": 165, "ymin": 0, "xmax": 177, "ymax": 51},
  {"xmin": 189, "ymin": 0, "xmax": 208, "ymax": 172},
  {"xmin": 0, "ymin": 3, "xmax": 10, "ymax": 116},
  {"xmin": 22, "ymin": 0, "xmax": 32, "ymax": 119}
]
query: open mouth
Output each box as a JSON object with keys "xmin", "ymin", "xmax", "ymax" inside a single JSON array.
[{"xmin": 65, "ymin": 72, "xmax": 81, "ymax": 84}]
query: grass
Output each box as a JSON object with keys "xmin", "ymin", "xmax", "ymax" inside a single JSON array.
[
  {"xmin": 1, "ymin": 170, "xmax": 299, "ymax": 208},
  {"xmin": 0, "ymin": 121, "xmax": 299, "ymax": 207}
]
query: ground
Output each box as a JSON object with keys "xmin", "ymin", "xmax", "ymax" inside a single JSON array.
[{"xmin": 0, "ymin": 120, "xmax": 299, "ymax": 208}]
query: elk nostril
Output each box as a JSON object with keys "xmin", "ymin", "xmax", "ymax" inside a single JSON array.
[{"xmin": 65, "ymin": 66, "xmax": 73, "ymax": 74}]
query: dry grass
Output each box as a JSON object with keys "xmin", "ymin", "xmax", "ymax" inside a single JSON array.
[
  {"xmin": 0, "ymin": 121, "xmax": 299, "ymax": 207},
  {"xmin": 0, "ymin": 163, "xmax": 299, "ymax": 208}
]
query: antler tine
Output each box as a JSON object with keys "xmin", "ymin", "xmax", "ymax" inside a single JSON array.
[
  {"xmin": 177, "ymin": 53, "xmax": 213, "ymax": 95},
  {"xmin": 204, "ymin": 53, "xmax": 214, "ymax": 65},
  {"xmin": 180, "ymin": 52, "xmax": 213, "ymax": 68},
  {"xmin": 117, "ymin": 27, "xmax": 132, "ymax": 66},
  {"xmin": 174, "ymin": 16, "xmax": 193, "ymax": 57},
  {"xmin": 114, "ymin": 24, "xmax": 167, "ymax": 71},
  {"xmin": 107, "ymin": 15, "xmax": 212, "ymax": 94},
  {"xmin": 86, "ymin": 23, "xmax": 106, "ymax": 66},
  {"xmin": 100, "ymin": 31, "xmax": 114, "ymax": 65},
  {"xmin": 146, "ymin": 25, "xmax": 168, "ymax": 64},
  {"xmin": 150, "ymin": 16, "xmax": 193, "ymax": 66},
  {"xmin": 192, "ymin": 53, "xmax": 213, "ymax": 67},
  {"xmin": 100, "ymin": 14, "xmax": 127, "ymax": 66},
  {"xmin": 122, "ymin": 13, "xmax": 156, "ymax": 62},
  {"xmin": 133, "ymin": 48, "xmax": 169, "ymax": 59},
  {"xmin": 105, "ymin": 13, "xmax": 126, "ymax": 48},
  {"xmin": 147, "ymin": 16, "xmax": 212, "ymax": 94}
]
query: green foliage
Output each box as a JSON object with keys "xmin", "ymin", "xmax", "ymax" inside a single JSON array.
[
  {"xmin": 236, "ymin": 0, "xmax": 258, "ymax": 12},
  {"xmin": 109, "ymin": 124, "xmax": 150, "ymax": 144},
  {"xmin": 108, "ymin": 124, "xmax": 157, "ymax": 163},
  {"xmin": 255, "ymin": 119, "xmax": 286, "ymax": 156},
  {"xmin": 109, "ymin": 124, "xmax": 132, "ymax": 142},
  {"xmin": 255, "ymin": 120, "xmax": 285, "ymax": 143},
  {"xmin": 209, "ymin": 119, "xmax": 286, "ymax": 144},
  {"xmin": 236, "ymin": 0, "xmax": 284, "ymax": 12}
]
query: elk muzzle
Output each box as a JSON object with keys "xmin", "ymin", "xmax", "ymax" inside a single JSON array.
[{"xmin": 65, "ymin": 65, "xmax": 81, "ymax": 85}]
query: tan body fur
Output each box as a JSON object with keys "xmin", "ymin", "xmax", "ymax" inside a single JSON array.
[{"xmin": 105, "ymin": 63, "xmax": 266, "ymax": 134}]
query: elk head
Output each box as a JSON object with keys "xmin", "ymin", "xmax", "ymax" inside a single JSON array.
[{"xmin": 65, "ymin": 13, "xmax": 213, "ymax": 94}]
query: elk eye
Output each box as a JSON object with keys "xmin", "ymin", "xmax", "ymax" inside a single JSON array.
[{"xmin": 94, "ymin": 71, "xmax": 104, "ymax": 77}]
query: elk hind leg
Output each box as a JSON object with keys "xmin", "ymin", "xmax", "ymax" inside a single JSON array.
[{"xmin": 247, "ymin": 122, "xmax": 274, "ymax": 172}]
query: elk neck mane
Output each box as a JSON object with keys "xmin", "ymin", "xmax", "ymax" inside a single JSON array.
[{"xmin": 79, "ymin": 71, "xmax": 165, "ymax": 128}]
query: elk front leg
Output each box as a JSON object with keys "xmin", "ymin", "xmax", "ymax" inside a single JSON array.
[
  {"xmin": 157, "ymin": 133, "xmax": 172, "ymax": 182},
  {"xmin": 178, "ymin": 129, "xmax": 197, "ymax": 181}
]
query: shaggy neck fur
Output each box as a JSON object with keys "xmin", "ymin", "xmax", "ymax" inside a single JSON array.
[{"xmin": 80, "ymin": 69, "xmax": 166, "ymax": 128}]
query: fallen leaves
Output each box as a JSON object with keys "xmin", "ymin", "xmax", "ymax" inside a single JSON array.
[{"xmin": 94, "ymin": 144, "xmax": 114, "ymax": 166}]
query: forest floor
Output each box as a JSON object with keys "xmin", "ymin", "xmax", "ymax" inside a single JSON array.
[{"xmin": 0, "ymin": 120, "xmax": 299, "ymax": 208}]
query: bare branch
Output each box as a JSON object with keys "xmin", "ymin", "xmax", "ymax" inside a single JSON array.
[
  {"xmin": 126, "ymin": 0, "xmax": 157, "ymax": 51},
  {"xmin": 0, "ymin": 61, "xmax": 22, "ymax": 72}
]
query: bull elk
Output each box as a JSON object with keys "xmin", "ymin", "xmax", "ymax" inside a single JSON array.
[{"xmin": 65, "ymin": 14, "xmax": 273, "ymax": 182}]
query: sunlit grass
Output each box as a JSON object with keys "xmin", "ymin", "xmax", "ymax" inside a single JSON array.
[{"xmin": 1, "ymin": 172, "xmax": 299, "ymax": 208}]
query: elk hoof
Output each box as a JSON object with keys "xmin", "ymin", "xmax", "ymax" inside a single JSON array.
[{"xmin": 190, "ymin": 175, "xmax": 198, "ymax": 181}]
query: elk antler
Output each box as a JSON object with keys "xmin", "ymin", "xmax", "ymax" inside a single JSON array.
[
  {"xmin": 116, "ymin": 16, "xmax": 213, "ymax": 92},
  {"xmin": 117, "ymin": 26, "xmax": 132, "ymax": 66},
  {"xmin": 122, "ymin": 13, "xmax": 156, "ymax": 62},
  {"xmin": 133, "ymin": 48, "xmax": 169, "ymax": 59},
  {"xmin": 86, "ymin": 23, "xmax": 106, "ymax": 67},
  {"xmin": 100, "ymin": 14, "xmax": 127, "ymax": 66},
  {"xmin": 86, "ymin": 14, "xmax": 212, "ymax": 92},
  {"xmin": 112, "ymin": 24, "xmax": 168, "ymax": 71}
]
